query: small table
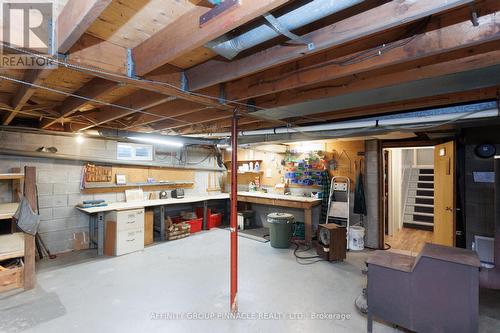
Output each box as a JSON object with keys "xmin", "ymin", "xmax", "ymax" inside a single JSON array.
[{"xmin": 237, "ymin": 192, "xmax": 321, "ymax": 244}]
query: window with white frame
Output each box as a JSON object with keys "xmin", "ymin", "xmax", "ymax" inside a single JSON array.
[{"xmin": 117, "ymin": 142, "xmax": 153, "ymax": 161}]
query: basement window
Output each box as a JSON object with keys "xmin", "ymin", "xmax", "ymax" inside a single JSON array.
[{"xmin": 117, "ymin": 142, "xmax": 153, "ymax": 161}]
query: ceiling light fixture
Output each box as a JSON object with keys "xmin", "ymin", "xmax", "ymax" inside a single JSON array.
[
  {"xmin": 75, "ymin": 133, "xmax": 84, "ymax": 144},
  {"xmin": 128, "ymin": 136, "xmax": 184, "ymax": 147}
]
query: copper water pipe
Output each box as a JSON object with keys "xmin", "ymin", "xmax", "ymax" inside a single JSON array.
[
  {"xmin": 479, "ymin": 155, "xmax": 500, "ymax": 289},
  {"xmin": 230, "ymin": 109, "xmax": 239, "ymax": 311}
]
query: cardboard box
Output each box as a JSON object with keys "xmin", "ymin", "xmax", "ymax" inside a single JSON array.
[{"xmin": 73, "ymin": 231, "xmax": 89, "ymax": 251}]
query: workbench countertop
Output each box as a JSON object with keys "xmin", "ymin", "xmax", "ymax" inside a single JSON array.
[
  {"xmin": 237, "ymin": 191, "xmax": 322, "ymax": 203},
  {"xmin": 76, "ymin": 193, "xmax": 230, "ymax": 214}
]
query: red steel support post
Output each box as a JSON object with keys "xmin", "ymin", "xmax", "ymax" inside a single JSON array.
[{"xmin": 230, "ymin": 109, "xmax": 239, "ymax": 311}]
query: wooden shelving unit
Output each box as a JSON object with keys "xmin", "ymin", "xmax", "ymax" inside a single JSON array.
[
  {"xmin": 82, "ymin": 181, "xmax": 194, "ymax": 194},
  {"xmin": 0, "ymin": 170, "xmax": 23, "ymax": 231},
  {"xmin": 0, "ymin": 167, "xmax": 35, "ymax": 293},
  {"xmin": 0, "ymin": 203, "xmax": 20, "ymax": 220},
  {"xmin": 224, "ymin": 160, "xmax": 262, "ymax": 169}
]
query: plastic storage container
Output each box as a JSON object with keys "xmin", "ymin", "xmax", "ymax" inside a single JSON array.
[
  {"xmin": 349, "ymin": 226, "xmax": 365, "ymax": 251},
  {"xmin": 267, "ymin": 213, "xmax": 295, "ymax": 248},
  {"xmin": 208, "ymin": 213, "xmax": 222, "ymax": 229},
  {"xmin": 186, "ymin": 218, "xmax": 202, "ymax": 233},
  {"xmin": 195, "ymin": 207, "xmax": 211, "ymax": 219}
]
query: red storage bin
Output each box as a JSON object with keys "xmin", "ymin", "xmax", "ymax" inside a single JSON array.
[
  {"xmin": 195, "ymin": 207, "xmax": 211, "ymax": 219},
  {"xmin": 208, "ymin": 213, "xmax": 222, "ymax": 229},
  {"xmin": 186, "ymin": 218, "xmax": 203, "ymax": 233},
  {"xmin": 171, "ymin": 216, "xmax": 183, "ymax": 224}
]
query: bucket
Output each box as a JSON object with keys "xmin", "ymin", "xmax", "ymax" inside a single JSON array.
[{"xmin": 349, "ymin": 226, "xmax": 365, "ymax": 251}]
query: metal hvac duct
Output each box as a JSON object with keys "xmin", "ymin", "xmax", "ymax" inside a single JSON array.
[
  {"xmin": 206, "ymin": 0, "xmax": 364, "ymax": 59},
  {"xmin": 188, "ymin": 107, "xmax": 500, "ymax": 138}
]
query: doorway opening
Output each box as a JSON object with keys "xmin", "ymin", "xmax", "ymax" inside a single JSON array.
[{"xmin": 383, "ymin": 146, "xmax": 435, "ymax": 254}]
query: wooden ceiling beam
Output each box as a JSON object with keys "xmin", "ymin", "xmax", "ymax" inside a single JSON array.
[
  {"xmin": 148, "ymin": 108, "xmax": 233, "ymax": 131},
  {"xmin": 181, "ymin": 86, "xmax": 500, "ymax": 133},
  {"xmin": 57, "ymin": 0, "xmax": 114, "ymax": 54},
  {"xmin": 4, "ymin": 0, "xmax": 113, "ymax": 125},
  {"xmin": 68, "ymin": 90, "xmax": 175, "ymax": 132},
  {"xmin": 2, "ymin": 69, "xmax": 52, "ymax": 125},
  {"xmin": 132, "ymin": 0, "xmax": 290, "ymax": 76},
  {"xmin": 186, "ymin": 0, "xmax": 475, "ymax": 91},
  {"xmin": 66, "ymin": 34, "xmax": 128, "ymax": 75},
  {"xmin": 40, "ymin": 78, "xmax": 119, "ymax": 129},
  {"xmin": 296, "ymin": 86, "xmax": 500, "ymax": 124},
  {"xmin": 225, "ymin": 13, "xmax": 500, "ymax": 101},
  {"xmin": 121, "ymin": 105, "xmax": 208, "ymax": 130},
  {"xmin": 158, "ymin": 51, "xmax": 500, "ymax": 133},
  {"xmin": 178, "ymin": 118, "xmax": 262, "ymax": 134},
  {"xmin": 253, "ymin": 50, "xmax": 500, "ymax": 111}
]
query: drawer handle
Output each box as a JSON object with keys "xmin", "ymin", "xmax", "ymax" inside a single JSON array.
[
  {"xmin": 127, "ymin": 221, "xmax": 135, "ymax": 224},
  {"xmin": 126, "ymin": 238, "xmax": 136, "ymax": 242}
]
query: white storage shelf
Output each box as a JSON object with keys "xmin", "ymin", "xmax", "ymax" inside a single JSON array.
[
  {"xmin": 0, "ymin": 203, "xmax": 19, "ymax": 220},
  {"xmin": 0, "ymin": 233, "xmax": 24, "ymax": 261}
]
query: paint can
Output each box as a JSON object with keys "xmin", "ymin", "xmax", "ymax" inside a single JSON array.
[{"xmin": 349, "ymin": 226, "xmax": 365, "ymax": 251}]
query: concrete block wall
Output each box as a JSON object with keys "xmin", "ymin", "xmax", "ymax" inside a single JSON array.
[
  {"xmin": 0, "ymin": 156, "xmax": 90, "ymax": 253},
  {"xmin": 0, "ymin": 131, "xmax": 222, "ymax": 253},
  {"xmin": 364, "ymin": 140, "xmax": 380, "ymax": 248}
]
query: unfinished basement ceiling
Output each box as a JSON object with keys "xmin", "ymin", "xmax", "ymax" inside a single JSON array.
[{"xmin": 0, "ymin": 0, "xmax": 498, "ymax": 136}]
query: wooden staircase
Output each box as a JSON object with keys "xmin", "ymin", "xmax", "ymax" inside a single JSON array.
[{"xmin": 403, "ymin": 168, "xmax": 434, "ymax": 231}]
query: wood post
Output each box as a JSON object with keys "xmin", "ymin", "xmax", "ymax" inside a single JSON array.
[{"xmin": 23, "ymin": 166, "xmax": 36, "ymax": 290}]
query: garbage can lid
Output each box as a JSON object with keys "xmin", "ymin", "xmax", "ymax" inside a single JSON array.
[{"xmin": 267, "ymin": 212, "xmax": 295, "ymax": 223}]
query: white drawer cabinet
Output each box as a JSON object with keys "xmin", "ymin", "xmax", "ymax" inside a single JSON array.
[
  {"xmin": 107, "ymin": 209, "xmax": 144, "ymax": 231},
  {"xmin": 104, "ymin": 208, "xmax": 145, "ymax": 256},
  {"xmin": 116, "ymin": 228, "xmax": 144, "ymax": 256}
]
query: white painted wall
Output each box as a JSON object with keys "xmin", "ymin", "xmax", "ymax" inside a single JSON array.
[
  {"xmin": 415, "ymin": 147, "xmax": 434, "ymax": 167},
  {"xmin": 388, "ymin": 149, "xmax": 402, "ymax": 236}
]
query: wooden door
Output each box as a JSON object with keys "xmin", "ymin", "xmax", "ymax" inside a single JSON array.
[{"xmin": 433, "ymin": 141, "xmax": 456, "ymax": 246}]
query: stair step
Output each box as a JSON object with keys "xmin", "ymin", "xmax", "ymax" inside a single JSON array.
[
  {"xmin": 419, "ymin": 175, "xmax": 434, "ymax": 182},
  {"xmin": 403, "ymin": 222, "xmax": 434, "ymax": 231},
  {"xmin": 415, "ymin": 206, "xmax": 434, "ymax": 214},
  {"xmin": 407, "ymin": 203, "xmax": 434, "ymax": 208},
  {"xmin": 409, "ymin": 179, "xmax": 434, "ymax": 183},
  {"xmin": 419, "ymin": 169, "xmax": 434, "ymax": 175},
  {"xmin": 412, "ymin": 214, "xmax": 434, "ymax": 223},
  {"xmin": 412, "ymin": 211, "xmax": 434, "ymax": 217},
  {"xmin": 415, "ymin": 197, "xmax": 434, "ymax": 205},
  {"xmin": 406, "ymin": 221, "xmax": 434, "ymax": 227}
]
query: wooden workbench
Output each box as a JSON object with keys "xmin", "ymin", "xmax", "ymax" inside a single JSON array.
[
  {"xmin": 237, "ymin": 191, "xmax": 322, "ymax": 244},
  {"xmin": 77, "ymin": 194, "xmax": 230, "ymax": 255}
]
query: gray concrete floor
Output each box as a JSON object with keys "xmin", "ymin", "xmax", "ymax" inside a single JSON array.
[{"xmin": 0, "ymin": 229, "xmax": 499, "ymax": 333}]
